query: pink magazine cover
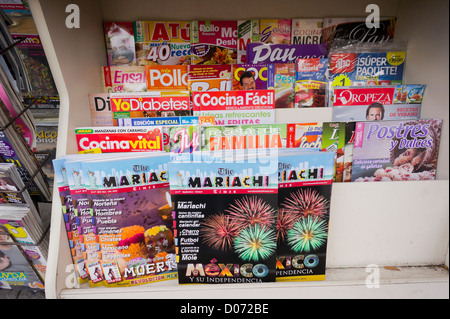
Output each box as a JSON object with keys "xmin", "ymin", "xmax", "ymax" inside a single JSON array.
[{"xmin": 0, "ymin": 84, "xmax": 35, "ymax": 149}]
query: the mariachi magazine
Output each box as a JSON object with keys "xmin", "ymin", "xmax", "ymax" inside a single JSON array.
[
  {"xmin": 170, "ymin": 152, "xmax": 280, "ymax": 284},
  {"xmin": 53, "ymin": 147, "xmax": 336, "ymax": 287}
]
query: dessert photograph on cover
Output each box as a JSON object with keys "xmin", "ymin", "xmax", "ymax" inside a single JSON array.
[{"xmin": 0, "ymin": 0, "xmax": 447, "ymax": 301}]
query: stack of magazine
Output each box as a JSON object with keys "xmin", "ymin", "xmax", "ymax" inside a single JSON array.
[
  {"xmin": 53, "ymin": 152, "xmax": 177, "ymax": 288},
  {"xmin": 0, "ymin": 8, "xmax": 51, "ymax": 291},
  {"xmin": 0, "ymin": 162, "xmax": 49, "ymax": 290},
  {"xmin": 0, "ymin": 8, "xmax": 31, "ymax": 93},
  {"xmin": 52, "ymin": 148, "xmax": 336, "ymax": 286}
]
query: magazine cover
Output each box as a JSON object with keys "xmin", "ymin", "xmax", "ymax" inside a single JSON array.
[
  {"xmin": 259, "ymin": 19, "xmax": 291, "ymax": 44},
  {"xmin": 237, "ymin": 19, "xmax": 259, "ymax": 63},
  {"xmin": 295, "ymin": 58, "xmax": 328, "ymax": 107},
  {"xmin": 291, "ymin": 19, "xmax": 323, "ymax": 45},
  {"xmin": 232, "ymin": 64, "xmax": 268, "ymax": 90},
  {"xmin": 199, "ymin": 124, "xmax": 288, "ymax": 153},
  {"xmin": 116, "ymin": 116, "xmax": 214, "ymax": 152},
  {"xmin": 192, "ymin": 90, "xmax": 275, "ymax": 125},
  {"xmin": 0, "ymin": 130, "xmax": 46, "ymax": 201},
  {"xmin": 0, "ymin": 208, "xmax": 48, "ymax": 281},
  {"xmin": 277, "ymin": 150, "xmax": 334, "ymax": 281},
  {"xmin": 187, "ymin": 64, "xmax": 232, "ymax": 92},
  {"xmin": 167, "ymin": 125, "xmax": 201, "ymax": 161},
  {"xmin": 12, "ymin": 33, "xmax": 59, "ymax": 113},
  {"xmin": 52, "ymin": 157, "xmax": 88, "ymax": 284},
  {"xmin": 104, "ymin": 22, "xmax": 136, "ymax": 66},
  {"xmin": 343, "ymin": 122, "xmax": 356, "ymax": 182},
  {"xmin": 169, "ymin": 155, "xmax": 279, "ymax": 284},
  {"xmin": 24, "ymin": 96, "xmax": 59, "ymax": 114},
  {"xmin": 0, "ymin": 220, "xmax": 45, "ymax": 290},
  {"xmin": 246, "ymin": 43, "xmax": 327, "ymax": 64},
  {"xmin": 116, "ymin": 116, "xmax": 211, "ymax": 127},
  {"xmin": 352, "ymin": 119, "xmax": 442, "ymax": 182},
  {"xmin": 145, "ymin": 65, "xmax": 188, "ymax": 91},
  {"xmin": 321, "ymin": 122, "xmax": 346, "ymax": 182},
  {"xmin": 0, "ymin": 185, "xmax": 49, "ymax": 288},
  {"xmin": 81, "ymin": 154, "xmax": 177, "ymax": 287},
  {"xmin": 34, "ymin": 119, "xmax": 57, "ymax": 192},
  {"xmin": 286, "ymin": 123, "xmax": 323, "ymax": 149},
  {"xmin": 134, "ymin": 21, "xmax": 190, "ymax": 66},
  {"xmin": 0, "ymin": 163, "xmax": 30, "ymax": 205},
  {"xmin": 12, "ymin": 34, "xmax": 58, "ymax": 97},
  {"xmin": 88, "ymin": 93, "xmax": 114, "ymax": 126},
  {"xmin": 322, "ymin": 17, "xmax": 396, "ymax": 48},
  {"xmin": 0, "ymin": 83, "xmax": 35, "ymax": 149},
  {"xmin": 328, "ymin": 50, "xmax": 406, "ymax": 90},
  {"xmin": 101, "ymin": 66, "xmax": 146, "ymax": 93},
  {"xmin": 65, "ymin": 159, "xmax": 102, "ymax": 286},
  {"xmin": 110, "ymin": 91, "xmax": 191, "ymax": 125},
  {"xmin": 75, "ymin": 126, "xmax": 164, "ymax": 153},
  {"xmin": 0, "ymin": 163, "xmax": 41, "ymax": 228},
  {"xmin": 267, "ymin": 63, "xmax": 295, "ymax": 108},
  {"xmin": 190, "ymin": 20, "xmax": 237, "ymax": 65},
  {"xmin": 332, "ymin": 85, "xmax": 424, "ymax": 122}
]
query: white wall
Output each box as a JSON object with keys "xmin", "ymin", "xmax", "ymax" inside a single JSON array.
[{"xmin": 395, "ymin": 0, "xmax": 449, "ymax": 179}]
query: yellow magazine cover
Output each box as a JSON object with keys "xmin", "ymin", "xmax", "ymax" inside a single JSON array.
[{"xmin": 134, "ymin": 21, "xmax": 190, "ymax": 66}]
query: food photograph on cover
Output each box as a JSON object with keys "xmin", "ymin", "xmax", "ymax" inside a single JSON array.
[
  {"xmin": 66, "ymin": 6, "xmax": 446, "ymax": 298},
  {"xmin": 351, "ymin": 119, "xmax": 442, "ymax": 182}
]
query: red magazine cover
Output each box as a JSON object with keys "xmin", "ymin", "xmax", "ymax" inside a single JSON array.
[
  {"xmin": 192, "ymin": 90, "xmax": 275, "ymax": 125},
  {"xmin": 286, "ymin": 123, "xmax": 323, "ymax": 149},
  {"xmin": 110, "ymin": 91, "xmax": 191, "ymax": 125},
  {"xmin": 332, "ymin": 85, "xmax": 424, "ymax": 122}
]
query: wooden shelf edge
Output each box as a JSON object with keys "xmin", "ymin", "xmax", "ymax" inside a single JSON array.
[{"xmin": 56, "ymin": 265, "xmax": 449, "ymax": 299}]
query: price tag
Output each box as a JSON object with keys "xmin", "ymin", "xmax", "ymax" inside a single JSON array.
[{"xmin": 331, "ymin": 74, "xmax": 352, "ymax": 88}]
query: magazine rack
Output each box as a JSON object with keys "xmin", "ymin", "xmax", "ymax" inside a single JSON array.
[
  {"xmin": 28, "ymin": 0, "xmax": 449, "ymax": 299},
  {"xmin": 0, "ymin": 31, "xmax": 49, "ymax": 188},
  {"xmin": 0, "ymin": 227, "xmax": 48, "ymax": 285},
  {"xmin": 0, "ymin": 98, "xmax": 36, "ymax": 132},
  {"xmin": 0, "ymin": 226, "xmax": 49, "ymax": 247},
  {"xmin": 0, "ymin": 152, "xmax": 52, "ymax": 203},
  {"xmin": 0, "ymin": 96, "xmax": 52, "ymax": 203},
  {"xmin": 0, "ymin": 35, "xmax": 26, "ymax": 55}
]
